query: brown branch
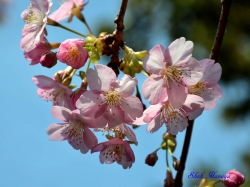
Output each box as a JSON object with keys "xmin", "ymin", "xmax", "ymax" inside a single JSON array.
[
  {"xmin": 107, "ymin": 0, "xmax": 128, "ymax": 76},
  {"xmin": 210, "ymin": 0, "xmax": 233, "ymax": 61},
  {"xmin": 174, "ymin": 1, "xmax": 232, "ymax": 186}
]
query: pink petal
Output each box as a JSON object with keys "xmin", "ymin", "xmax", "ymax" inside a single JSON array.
[
  {"xmin": 104, "ymin": 107, "xmax": 124, "ymax": 128},
  {"xmin": 76, "ymin": 91, "xmax": 106, "ymax": 118},
  {"xmin": 167, "ymin": 81, "xmax": 187, "ymax": 109},
  {"xmin": 32, "ymin": 75, "xmax": 54, "ymax": 87},
  {"xmin": 142, "ymin": 75, "xmax": 167, "ymax": 105},
  {"xmin": 122, "ymin": 124, "xmax": 138, "ymax": 145},
  {"xmin": 83, "ymin": 127, "xmax": 98, "ymax": 149},
  {"xmin": 46, "ymin": 123, "xmax": 68, "ymax": 141},
  {"xmin": 51, "ymin": 106, "xmax": 72, "ymax": 122},
  {"xmin": 73, "ymin": 0, "xmax": 84, "ymax": 6},
  {"xmin": 181, "ymin": 57, "xmax": 203, "ymax": 86},
  {"xmin": 203, "ymin": 84, "xmax": 222, "ymax": 110},
  {"xmin": 181, "ymin": 95, "xmax": 204, "ymax": 120},
  {"xmin": 87, "ymin": 64, "xmax": 116, "ymax": 93},
  {"xmin": 74, "ymin": 112, "xmax": 96, "ymax": 128},
  {"xmin": 147, "ymin": 114, "xmax": 162, "ymax": 133},
  {"xmin": 167, "ymin": 37, "xmax": 193, "ymax": 66},
  {"xmin": 30, "ymin": 0, "xmax": 52, "ymax": 12},
  {"xmin": 167, "ymin": 117, "xmax": 188, "ymax": 135},
  {"xmin": 91, "ymin": 143, "xmax": 105, "ymax": 154},
  {"xmin": 116, "ymin": 75, "xmax": 137, "ymax": 97},
  {"xmin": 143, "ymin": 104, "xmax": 163, "ymax": 123},
  {"xmin": 49, "ymin": 1, "xmax": 74, "ymax": 22},
  {"xmin": 200, "ymin": 59, "xmax": 222, "ymax": 86},
  {"xmin": 123, "ymin": 141, "xmax": 135, "ymax": 162},
  {"xmin": 79, "ymin": 141, "xmax": 89, "ymax": 154},
  {"xmin": 120, "ymin": 96, "xmax": 143, "ymax": 121},
  {"xmin": 143, "ymin": 45, "xmax": 166, "ymax": 74}
]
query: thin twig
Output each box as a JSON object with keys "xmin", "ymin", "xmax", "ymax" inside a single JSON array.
[
  {"xmin": 107, "ymin": 0, "xmax": 128, "ymax": 75},
  {"xmin": 173, "ymin": 1, "xmax": 233, "ymax": 186}
]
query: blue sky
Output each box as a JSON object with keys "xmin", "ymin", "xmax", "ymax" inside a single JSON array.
[{"xmin": 1, "ymin": 1, "xmax": 249, "ymax": 187}]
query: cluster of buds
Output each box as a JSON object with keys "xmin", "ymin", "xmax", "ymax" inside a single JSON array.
[{"xmin": 20, "ymin": 0, "xmax": 228, "ymax": 174}]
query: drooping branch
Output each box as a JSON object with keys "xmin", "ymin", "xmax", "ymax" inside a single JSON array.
[
  {"xmin": 107, "ymin": 0, "xmax": 128, "ymax": 75},
  {"xmin": 173, "ymin": 1, "xmax": 233, "ymax": 186}
]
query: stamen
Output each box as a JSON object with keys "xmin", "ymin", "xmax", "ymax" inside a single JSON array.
[{"xmin": 65, "ymin": 46, "xmax": 81, "ymax": 65}]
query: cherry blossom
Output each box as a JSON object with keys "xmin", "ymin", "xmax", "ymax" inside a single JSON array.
[
  {"xmin": 21, "ymin": 0, "xmax": 52, "ymax": 52},
  {"xmin": 49, "ymin": 0, "xmax": 84, "ymax": 22},
  {"xmin": 188, "ymin": 58, "xmax": 222, "ymax": 110},
  {"xmin": 57, "ymin": 39, "xmax": 88, "ymax": 69},
  {"xmin": 142, "ymin": 38, "xmax": 203, "ymax": 108},
  {"xmin": 76, "ymin": 64, "xmax": 143, "ymax": 128},
  {"xmin": 138, "ymin": 95, "xmax": 204, "ymax": 135},
  {"xmin": 32, "ymin": 75, "xmax": 75, "ymax": 110},
  {"xmin": 46, "ymin": 106, "xmax": 97, "ymax": 154},
  {"xmin": 91, "ymin": 138, "xmax": 135, "ymax": 169}
]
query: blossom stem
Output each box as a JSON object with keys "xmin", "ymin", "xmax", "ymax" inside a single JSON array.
[
  {"xmin": 85, "ymin": 58, "xmax": 91, "ymax": 72},
  {"xmin": 174, "ymin": 1, "xmax": 233, "ymax": 186},
  {"xmin": 47, "ymin": 18, "xmax": 86, "ymax": 38}
]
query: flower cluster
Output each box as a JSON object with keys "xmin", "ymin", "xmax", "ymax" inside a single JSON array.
[{"xmin": 21, "ymin": 0, "xmax": 223, "ymax": 169}]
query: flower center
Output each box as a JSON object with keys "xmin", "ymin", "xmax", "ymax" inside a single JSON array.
[
  {"xmin": 65, "ymin": 45, "xmax": 81, "ymax": 65},
  {"xmin": 188, "ymin": 81, "xmax": 213, "ymax": 96},
  {"xmin": 65, "ymin": 120, "xmax": 83, "ymax": 137},
  {"xmin": 25, "ymin": 7, "xmax": 44, "ymax": 24},
  {"xmin": 104, "ymin": 90, "xmax": 122, "ymax": 107},
  {"xmin": 161, "ymin": 102, "xmax": 186, "ymax": 127},
  {"xmin": 161, "ymin": 65, "xmax": 183, "ymax": 87},
  {"xmin": 40, "ymin": 87, "xmax": 66, "ymax": 105},
  {"xmin": 104, "ymin": 145, "xmax": 125, "ymax": 163}
]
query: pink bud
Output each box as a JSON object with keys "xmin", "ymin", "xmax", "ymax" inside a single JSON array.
[
  {"xmin": 223, "ymin": 169, "xmax": 245, "ymax": 187},
  {"xmin": 40, "ymin": 51, "xmax": 57, "ymax": 68},
  {"xmin": 145, "ymin": 152, "xmax": 158, "ymax": 166},
  {"xmin": 57, "ymin": 39, "xmax": 88, "ymax": 69}
]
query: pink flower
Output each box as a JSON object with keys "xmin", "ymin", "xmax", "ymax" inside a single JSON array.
[
  {"xmin": 46, "ymin": 106, "xmax": 97, "ymax": 154},
  {"xmin": 91, "ymin": 138, "xmax": 135, "ymax": 169},
  {"xmin": 49, "ymin": 0, "xmax": 84, "ymax": 22},
  {"xmin": 188, "ymin": 58, "xmax": 222, "ymax": 110},
  {"xmin": 24, "ymin": 37, "xmax": 51, "ymax": 65},
  {"xmin": 142, "ymin": 38, "xmax": 203, "ymax": 108},
  {"xmin": 32, "ymin": 75, "xmax": 75, "ymax": 110},
  {"xmin": 141, "ymin": 95, "xmax": 204, "ymax": 135},
  {"xmin": 76, "ymin": 64, "xmax": 143, "ymax": 128},
  {"xmin": 57, "ymin": 39, "xmax": 88, "ymax": 69},
  {"xmin": 21, "ymin": 0, "xmax": 53, "ymax": 52},
  {"xmin": 223, "ymin": 169, "xmax": 245, "ymax": 187}
]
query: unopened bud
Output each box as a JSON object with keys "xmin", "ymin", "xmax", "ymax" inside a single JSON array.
[
  {"xmin": 134, "ymin": 50, "xmax": 148, "ymax": 60},
  {"xmin": 40, "ymin": 51, "xmax": 57, "ymax": 68},
  {"xmin": 62, "ymin": 77, "xmax": 72, "ymax": 86},
  {"xmin": 145, "ymin": 152, "xmax": 158, "ymax": 167},
  {"xmin": 172, "ymin": 156, "xmax": 180, "ymax": 171},
  {"xmin": 223, "ymin": 169, "xmax": 245, "ymax": 187},
  {"xmin": 164, "ymin": 169, "xmax": 174, "ymax": 187}
]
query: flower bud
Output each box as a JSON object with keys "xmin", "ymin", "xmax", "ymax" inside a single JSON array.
[
  {"xmin": 172, "ymin": 156, "xmax": 180, "ymax": 171},
  {"xmin": 145, "ymin": 152, "xmax": 158, "ymax": 167},
  {"xmin": 133, "ymin": 50, "xmax": 148, "ymax": 60},
  {"xmin": 223, "ymin": 169, "xmax": 245, "ymax": 187},
  {"xmin": 40, "ymin": 51, "xmax": 57, "ymax": 68},
  {"xmin": 164, "ymin": 169, "xmax": 174, "ymax": 187}
]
